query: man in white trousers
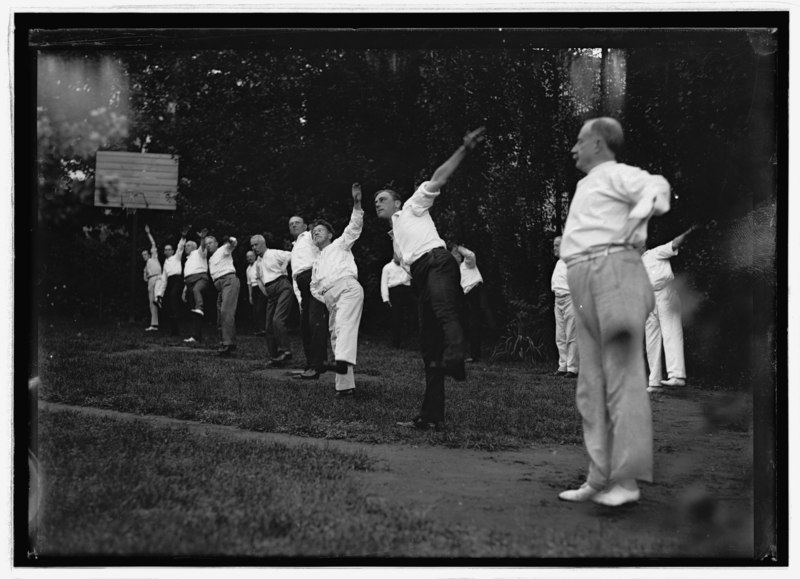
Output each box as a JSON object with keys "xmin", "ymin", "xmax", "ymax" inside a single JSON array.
[
  {"xmin": 551, "ymin": 235, "xmax": 578, "ymax": 378},
  {"xmin": 310, "ymin": 183, "xmax": 365, "ymax": 397},
  {"xmin": 642, "ymin": 226, "xmax": 694, "ymax": 391},
  {"xmin": 142, "ymin": 224, "xmax": 162, "ymax": 332},
  {"xmin": 558, "ymin": 117, "xmax": 670, "ymax": 508}
]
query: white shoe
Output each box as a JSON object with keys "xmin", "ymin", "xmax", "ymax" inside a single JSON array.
[
  {"xmin": 591, "ymin": 484, "xmax": 640, "ymax": 507},
  {"xmin": 646, "ymin": 385, "xmax": 663, "ymax": 393},
  {"xmin": 145, "ymin": 326, "xmax": 159, "ymax": 332},
  {"xmin": 183, "ymin": 337, "xmax": 197, "ymax": 343},
  {"xmin": 660, "ymin": 377, "xmax": 686, "ymax": 387},
  {"xmin": 191, "ymin": 308, "xmax": 204, "ymax": 316},
  {"xmin": 558, "ymin": 482, "xmax": 600, "ymax": 502}
]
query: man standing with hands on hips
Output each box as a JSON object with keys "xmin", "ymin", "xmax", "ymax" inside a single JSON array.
[
  {"xmin": 557, "ymin": 117, "xmax": 670, "ymax": 507},
  {"xmin": 375, "ymin": 126, "xmax": 486, "ymax": 431}
]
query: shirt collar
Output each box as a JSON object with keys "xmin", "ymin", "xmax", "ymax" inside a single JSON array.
[{"xmin": 588, "ymin": 159, "xmax": 617, "ymax": 174}]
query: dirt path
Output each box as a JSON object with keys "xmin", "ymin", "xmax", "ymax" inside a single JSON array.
[{"xmin": 40, "ymin": 389, "xmax": 754, "ymax": 557}]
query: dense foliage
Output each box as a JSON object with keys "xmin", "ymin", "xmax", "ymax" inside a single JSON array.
[{"xmin": 33, "ymin": 30, "xmax": 779, "ymax": 385}]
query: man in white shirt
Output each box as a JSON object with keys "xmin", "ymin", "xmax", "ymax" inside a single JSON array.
[
  {"xmin": 450, "ymin": 244, "xmax": 484, "ymax": 363},
  {"xmin": 642, "ymin": 226, "xmax": 694, "ymax": 391},
  {"xmin": 381, "ymin": 253, "xmax": 414, "ymax": 348},
  {"xmin": 206, "ymin": 234, "xmax": 240, "ymax": 356},
  {"xmin": 558, "ymin": 117, "xmax": 670, "ymax": 508},
  {"xmin": 374, "ymin": 126, "xmax": 485, "ymax": 430},
  {"xmin": 182, "ymin": 228, "xmax": 211, "ymax": 344},
  {"xmin": 310, "ymin": 183, "xmax": 365, "ymax": 397},
  {"xmin": 156, "ymin": 226, "xmax": 188, "ymax": 337},
  {"xmin": 289, "ymin": 215, "xmax": 329, "ymax": 378},
  {"xmin": 142, "ymin": 224, "xmax": 162, "ymax": 332},
  {"xmin": 245, "ymin": 250, "xmax": 266, "ymax": 337},
  {"xmin": 250, "ymin": 234, "xmax": 294, "ymax": 365},
  {"xmin": 551, "ymin": 235, "xmax": 578, "ymax": 378}
]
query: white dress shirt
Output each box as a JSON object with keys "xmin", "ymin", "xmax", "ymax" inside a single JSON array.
[
  {"xmin": 184, "ymin": 247, "xmax": 208, "ymax": 278},
  {"xmin": 258, "ymin": 249, "xmax": 291, "ymax": 284},
  {"xmin": 311, "ymin": 208, "xmax": 364, "ymax": 300},
  {"xmin": 246, "ymin": 260, "xmax": 260, "ymax": 287},
  {"xmin": 642, "ymin": 242, "xmax": 677, "ymax": 291},
  {"xmin": 458, "ymin": 250, "xmax": 483, "ymax": 294},
  {"xmin": 551, "ymin": 259, "xmax": 570, "ymax": 297},
  {"xmin": 561, "ymin": 161, "xmax": 671, "ymax": 260},
  {"xmin": 163, "ymin": 252, "xmax": 182, "ymax": 278},
  {"xmin": 143, "ymin": 255, "xmax": 162, "ymax": 280},
  {"xmin": 391, "ymin": 181, "xmax": 447, "ymax": 269},
  {"xmin": 291, "ymin": 230, "xmax": 318, "ymax": 278},
  {"xmin": 208, "ymin": 244, "xmax": 236, "ymax": 281},
  {"xmin": 381, "ymin": 260, "xmax": 412, "ymax": 302}
]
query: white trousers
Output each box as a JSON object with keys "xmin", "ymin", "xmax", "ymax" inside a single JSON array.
[
  {"xmin": 323, "ymin": 277, "xmax": 364, "ymax": 391},
  {"xmin": 147, "ymin": 276, "xmax": 159, "ymax": 326},
  {"xmin": 554, "ymin": 294, "xmax": 579, "ymax": 373},
  {"xmin": 645, "ymin": 283, "xmax": 686, "ymax": 386}
]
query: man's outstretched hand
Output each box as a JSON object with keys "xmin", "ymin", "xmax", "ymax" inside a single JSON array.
[
  {"xmin": 463, "ymin": 126, "xmax": 487, "ymax": 151},
  {"xmin": 352, "ymin": 182, "xmax": 362, "ymax": 205}
]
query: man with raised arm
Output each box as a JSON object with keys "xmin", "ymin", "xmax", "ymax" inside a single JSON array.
[
  {"xmin": 207, "ymin": 233, "xmax": 240, "ymax": 357},
  {"xmin": 374, "ymin": 126, "xmax": 486, "ymax": 431},
  {"xmin": 157, "ymin": 225, "xmax": 189, "ymax": 337},
  {"xmin": 182, "ymin": 227, "xmax": 211, "ymax": 344},
  {"xmin": 141, "ymin": 224, "xmax": 162, "ymax": 332},
  {"xmin": 642, "ymin": 226, "xmax": 695, "ymax": 391},
  {"xmin": 310, "ymin": 183, "xmax": 365, "ymax": 397},
  {"xmin": 557, "ymin": 117, "xmax": 670, "ymax": 508}
]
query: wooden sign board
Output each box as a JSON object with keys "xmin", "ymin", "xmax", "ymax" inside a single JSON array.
[{"xmin": 94, "ymin": 151, "xmax": 179, "ymax": 211}]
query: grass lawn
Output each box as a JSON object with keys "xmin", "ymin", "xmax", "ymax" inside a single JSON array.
[
  {"xmin": 37, "ymin": 317, "xmax": 584, "ymax": 450},
  {"xmin": 29, "ymin": 316, "xmax": 753, "ymax": 560}
]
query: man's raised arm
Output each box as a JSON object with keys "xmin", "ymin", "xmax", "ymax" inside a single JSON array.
[{"xmin": 427, "ymin": 127, "xmax": 486, "ymax": 192}]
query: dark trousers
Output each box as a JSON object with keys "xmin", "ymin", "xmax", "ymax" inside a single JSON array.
[
  {"xmin": 388, "ymin": 284, "xmax": 415, "ymax": 348},
  {"xmin": 295, "ymin": 269, "xmax": 313, "ymax": 366},
  {"xmin": 251, "ymin": 285, "xmax": 267, "ymax": 333},
  {"xmin": 308, "ymin": 296, "xmax": 330, "ymax": 373},
  {"xmin": 184, "ymin": 273, "xmax": 210, "ymax": 340},
  {"xmin": 214, "ymin": 273, "xmax": 240, "ymax": 346},
  {"xmin": 464, "ymin": 282, "xmax": 483, "ymax": 360},
  {"xmin": 184, "ymin": 272, "xmax": 210, "ymax": 313},
  {"xmin": 410, "ymin": 247, "xmax": 466, "ymax": 423},
  {"xmin": 263, "ymin": 276, "xmax": 294, "ymax": 357},
  {"xmin": 164, "ymin": 275, "xmax": 183, "ymax": 336}
]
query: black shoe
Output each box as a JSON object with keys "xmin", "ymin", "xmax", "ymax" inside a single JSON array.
[
  {"xmin": 335, "ymin": 388, "xmax": 355, "ymax": 398},
  {"xmin": 396, "ymin": 416, "xmax": 443, "ymax": 431},
  {"xmin": 565, "ymin": 371, "xmax": 578, "ymax": 378},
  {"xmin": 554, "ymin": 370, "xmax": 568, "ymax": 376},
  {"xmin": 443, "ymin": 359, "xmax": 466, "ymax": 382},
  {"xmin": 218, "ymin": 344, "xmax": 236, "ymax": 357},
  {"xmin": 293, "ymin": 369, "xmax": 319, "ymax": 380}
]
